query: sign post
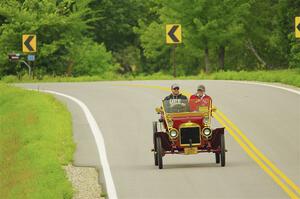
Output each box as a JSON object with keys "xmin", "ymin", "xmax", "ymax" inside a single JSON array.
[
  {"xmin": 22, "ymin": 34, "xmax": 37, "ymax": 78},
  {"xmin": 166, "ymin": 24, "xmax": 182, "ymax": 77},
  {"xmin": 20, "ymin": 60, "xmax": 32, "ymax": 77}
]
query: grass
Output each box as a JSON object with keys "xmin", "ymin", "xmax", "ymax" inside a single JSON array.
[
  {"xmin": 0, "ymin": 84, "xmax": 75, "ymax": 199},
  {"xmin": 1, "ymin": 69, "xmax": 300, "ymax": 87}
]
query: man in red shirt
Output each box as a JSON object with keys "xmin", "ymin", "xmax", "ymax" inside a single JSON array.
[{"xmin": 189, "ymin": 85, "xmax": 212, "ymax": 112}]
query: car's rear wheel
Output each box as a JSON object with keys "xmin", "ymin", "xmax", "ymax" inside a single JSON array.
[
  {"xmin": 156, "ymin": 136, "xmax": 163, "ymax": 169},
  {"xmin": 215, "ymin": 153, "xmax": 220, "ymax": 164},
  {"xmin": 220, "ymin": 134, "xmax": 226, "ymax": 167},
  {"xmin": 153, "ymin": 121, "xmax": 158, "ymax": 166}
]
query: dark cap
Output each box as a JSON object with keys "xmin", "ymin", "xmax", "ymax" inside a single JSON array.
[{"xmin": 197, "ymin": 85, "xmax": 205, "ymax": 91}]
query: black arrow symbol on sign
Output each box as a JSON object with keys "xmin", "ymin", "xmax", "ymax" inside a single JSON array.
[
  {"xmin": 24, "ymin": 35, "xmax": 34, "ymax": 51},
  {"xmin": 297, "ymin": 23, "xmax": 300, "ymax": 31},
  {"xmin": 168, "ymin": 25, "xmax": 179, "ymax": 42}
]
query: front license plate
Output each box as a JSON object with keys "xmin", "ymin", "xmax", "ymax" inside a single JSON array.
[{"xmin": 184, "ymin": 147, "xmax": 198, "ymax": 155}]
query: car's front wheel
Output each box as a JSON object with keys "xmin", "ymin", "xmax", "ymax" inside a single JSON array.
[
  {"xmin": 153, "ymin": 121, "xmax": 158, "ymax": 166},
  {"xmin": 220, "ymin": 134, "xmax": 226, "ymax": 167},
  {"xmin": 156, "ymin": 136, "xmax": 163, "ymax": 169},
  {"xmin": 215, "ymin": 153, "xmax": 220, "ymax": 164}
]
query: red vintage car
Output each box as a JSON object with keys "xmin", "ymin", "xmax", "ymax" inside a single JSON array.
[{"xmin": 152, "ymin": 99, "xmax": 226, "ymax": 169}]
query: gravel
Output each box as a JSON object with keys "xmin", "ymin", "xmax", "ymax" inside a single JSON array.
[{"xmin": 64, "ymin": 164, "xmax": 105, "ymax": 199}]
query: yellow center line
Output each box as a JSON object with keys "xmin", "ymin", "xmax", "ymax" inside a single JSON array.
[
  {"xmin": 216, "ymin": 109, "xmax": 300, "ymax": 196},
  {"xmin": 214, "ymin": 113, "xmax": 299, "ymax": 199},
  {"xmin": 114, "ymin": 83, "xmax": 300, "ymax": 198}
]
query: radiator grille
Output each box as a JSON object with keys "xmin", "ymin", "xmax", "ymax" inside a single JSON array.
[{"xmin": 180, "ymin": 127, "xmax": 200, "ymax": 145}]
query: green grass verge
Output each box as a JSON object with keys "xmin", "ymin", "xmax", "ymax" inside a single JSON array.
[
  {"xmin": 0, "ymin": 84, "xmax": 75, "ymax": 199},
  {"xmin": 1, "ymin": 69, "xmax": 300, "ymax": 87}
]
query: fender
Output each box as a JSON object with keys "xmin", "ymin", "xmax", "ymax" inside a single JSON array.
[
  {"xmin": 154, "ymin": 132, "xmax": 172, "ymax": 151},
  {"xmin": 211, "ymin": 127, "xmax": 225, "ymax": 149}
]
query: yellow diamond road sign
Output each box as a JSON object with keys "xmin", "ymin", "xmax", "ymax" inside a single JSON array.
[
  {"xmin": 22, "ymin": 34, "xmax": 37, "ymax": 53},
  {"xmin": 295, "ymin": 17, "xmax": 300, "ymax": 38},
  {"xmin": 166, "ymin": 24, "xmax": 182, "ymax": 44}
]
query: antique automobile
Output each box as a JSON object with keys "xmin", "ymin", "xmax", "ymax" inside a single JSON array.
[{"xmin": 152, "ymin": 98, "xmax": 226, "ymax": 169}]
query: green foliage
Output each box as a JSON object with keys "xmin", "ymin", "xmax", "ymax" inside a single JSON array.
[
  {"xmin": 136, "ymin": 21, "xmax": 170, "ymax": 73},
  {"xmin": 89, "ymin": 0, "xmax": 158, "ymax": 51},
  {"xmin": 69, "ymin": 39, "xmax": 118, "ymax": 76},
  {"xmin": 0, "ymin": 84, "xmax": 75, "ymax": 199},
  {"xmin": 113, "ymin": 45, "xmax": 141, "ymax": 73},
  {"xmin": 1, "ymin": 75, "xmax": 18, "ymax": 83},
  {"xmin": 289, "ymin": 39, "xmax": 300, "ymax": 68},
  {"xmin": 0, "ymin": 0, "xmax": 299, "ymax": 77},
  {"xmin": 136, "ymin": 0, "xmax": 300, "ymax": 73},
  {"xmin": 0, "ymin": 0, "xmax": 116, "ymax": 77}
]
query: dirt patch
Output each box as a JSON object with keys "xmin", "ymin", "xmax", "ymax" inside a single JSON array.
[{"xmin": 64, "ymin": 164, "xmax": 105, "ymax": 199}]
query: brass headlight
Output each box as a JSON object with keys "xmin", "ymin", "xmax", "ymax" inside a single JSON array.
[
  {"xmin": 169, "ymin": 128, "xmax": 178, "ymax": 139},
  {"xmin": 202, "ymin": 128, "xmax": 212, "ymax": 137}
]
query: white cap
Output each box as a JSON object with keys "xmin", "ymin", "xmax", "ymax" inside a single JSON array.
[{"xmin": 171, "ymin": 84, "xmax": 180, "ymax": 89}]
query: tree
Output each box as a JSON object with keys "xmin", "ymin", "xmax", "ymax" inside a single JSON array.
[
  {"xmin": 138, "ymin": 0, "xmax": 249, "ymax": 73},
  {"xmin": 69, "ymin": 38, "xmax": 118, "ymax": 76},
  {"xmin": 0, "ymin": 0, "xmax": 116, "ymax": 77},
  {"xmin": 88, "ymin": 0, "xmax": 160, "ymax": 73}
]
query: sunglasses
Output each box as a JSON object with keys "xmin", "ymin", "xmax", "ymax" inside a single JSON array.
[{"xmin": 173, "ymin": 87, "xmax": 180, "ymax": 90}]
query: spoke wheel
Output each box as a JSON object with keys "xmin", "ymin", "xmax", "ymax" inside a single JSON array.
[
  {"xmin": 153, "ymin": 121, "xmax": 158, "ymax": 166},
  {"xmin": 220, "ymin": 134, "xmax": 226, "ymax": 167},
  {"xmin": 215, "ymin": 153, "xmax": 220, "ymax": 164},
  {"xmin": 156, "ymin": 136, "xmax": 163, "ymax": 169}
]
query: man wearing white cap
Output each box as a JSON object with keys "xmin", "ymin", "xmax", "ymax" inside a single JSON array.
[
  {"xmin": 164, "ymin": 83, "xmax": 187, "ymax": 101},
  {"xmin": 163, "ymin": 84, "xmax": 188, "ymax": 112}
]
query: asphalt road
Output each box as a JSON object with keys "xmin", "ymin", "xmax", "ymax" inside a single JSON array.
[{"xmin": 19, "ymin": 80, "xmax": 300, "ymax": 199}]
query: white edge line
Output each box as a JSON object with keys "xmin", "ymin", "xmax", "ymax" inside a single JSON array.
[
  {"xmin": 228, "ymin": 80, "xmax": 300, "ymax": 95},
  {"xmin": 37, "ymin": 89, "xmax": 118, "ymax": 199}
]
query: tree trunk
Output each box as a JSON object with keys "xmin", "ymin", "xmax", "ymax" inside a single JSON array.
[
  {"xmin": 67, "ymin": 60, "xmax": 74, "ymax": 77},
  {"xmin": 204, "ymin": 47, "xmax": 210, "ymax": 73},
  {"xmin": 245, "ymin": 39, "xmax": 267, "ymax": 67},
  {"xmin": 218, "ymin": 45, "xmax": 225, "ymax": 70}
]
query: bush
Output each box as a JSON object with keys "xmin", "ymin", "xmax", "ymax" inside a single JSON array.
[
  {"xmin": 70, "ymin": 39, "xmax": 119, "ymax": 76},
  {"xmin": 1, "ymin": 75, "xmax": 19, "ymax": 83}
]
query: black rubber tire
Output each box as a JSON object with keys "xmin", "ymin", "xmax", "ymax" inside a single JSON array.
[
  {"xmin": 220, "ymin": 134, "xmax": 226, "ymax": 167},
  {"xmin": 153, "ymin": 121, "xmax": 158, "ymax": 166},
  {"xmin": 156, "ymin": 136, "xmax": 163, "ymax": 169},
  {"xmin": 215, "ymin": 153, "xmax": 220, "ymax": 164}
]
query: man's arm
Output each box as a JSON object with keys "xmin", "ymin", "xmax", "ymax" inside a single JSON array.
[{"xmin": 164, "ymin": 95, "xmax": 170, "ymax": 101}]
